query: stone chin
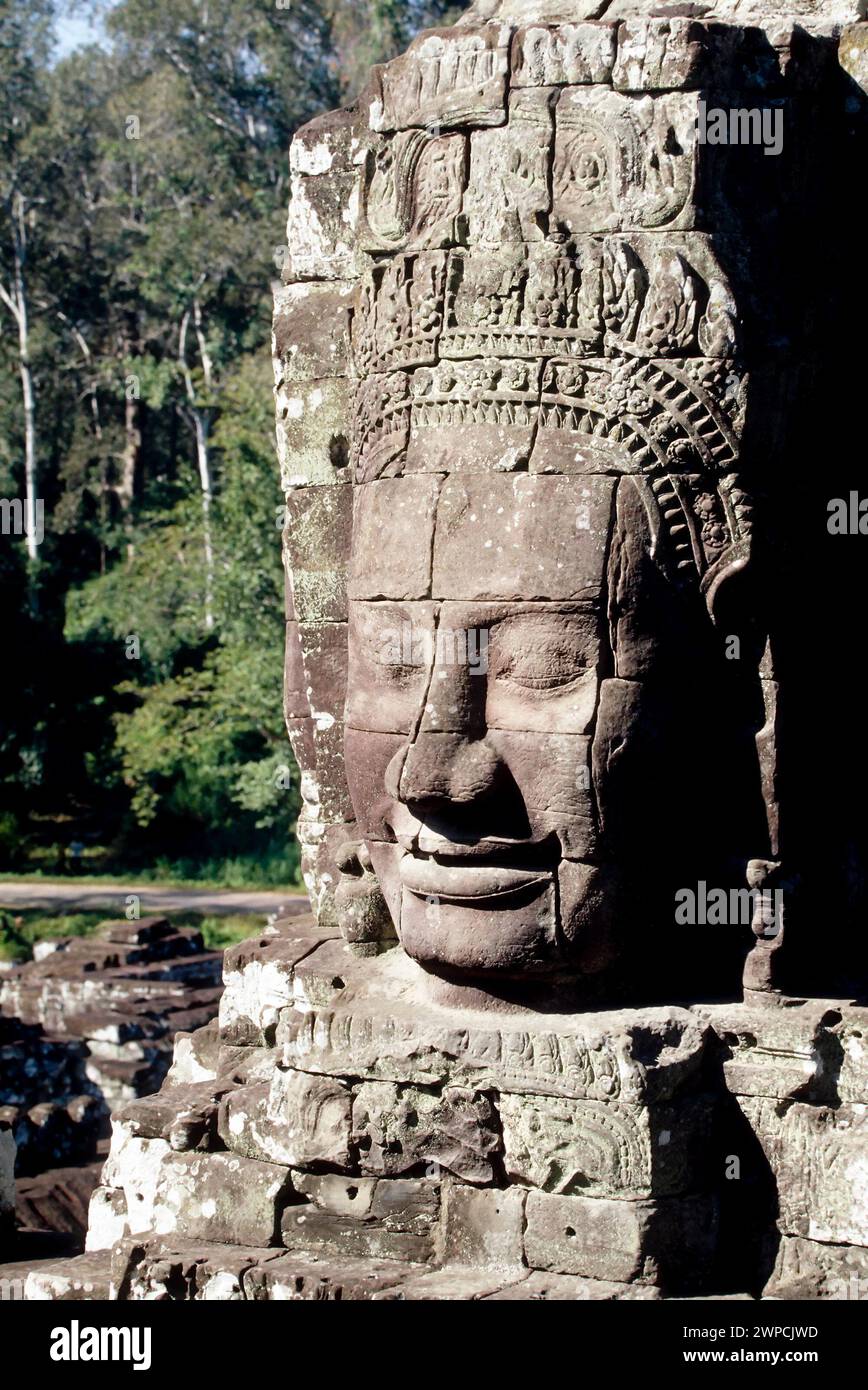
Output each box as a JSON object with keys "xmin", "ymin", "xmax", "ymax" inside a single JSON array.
[{"xmin": 388, "ymin": 852, "xmax": 621, "ymax": 980}]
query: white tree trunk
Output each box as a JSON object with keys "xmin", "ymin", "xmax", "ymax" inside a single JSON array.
[
  {"xmin": 1, "ymin": 193, "xmax": 39, "ymax": 563},
  {"xmin": 179, "ymin": 301, "xmax": 215, "ymax": 630},
  {"xmin": 194, "ymin": 410, "xmax": 215, "ymax": 631},
  {"xmin": 19, "ymin": 341, "xmax": 38, "ymax": 563}
]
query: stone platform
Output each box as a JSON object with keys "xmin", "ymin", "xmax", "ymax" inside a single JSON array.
[{"xmin": 25, "ymin": 920, "xmax": 867, "ymax": 1300}]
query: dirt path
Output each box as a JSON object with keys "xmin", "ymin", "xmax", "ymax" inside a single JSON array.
[{"xmin": 0, "ymin": 882, "xmax": 309, "ymax": 918}]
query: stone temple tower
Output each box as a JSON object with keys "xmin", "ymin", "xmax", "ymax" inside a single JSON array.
[{"xmin": 28, "ymin": 0, "xmax": 868, "ymax": 1300}]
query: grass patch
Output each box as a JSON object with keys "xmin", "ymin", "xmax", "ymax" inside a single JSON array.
[
  {"xmin": 0, "ymin": 872, "xmax": 307, "ymax": 892},
  {"xmin": 0, "ymin": 846, "xmax": 303, "ymax": 890}
]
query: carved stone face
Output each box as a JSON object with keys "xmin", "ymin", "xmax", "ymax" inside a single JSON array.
[
  {"xmin": 345, "ymin": 470, "xmax": 622, "ymax": 979},
  {"xmin": 340, "ymin": 211, "xmax": 753, "ymax": 986},
  {"xmin": 276, "ymin": 12, "xmax": 781, "ymax": 991}
]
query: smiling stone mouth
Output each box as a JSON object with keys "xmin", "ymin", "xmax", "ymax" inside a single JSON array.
[{"xmin": 399, "ymin": 851, "xmax": 555, "ymax": 902}]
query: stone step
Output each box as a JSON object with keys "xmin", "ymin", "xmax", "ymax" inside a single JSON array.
[{"xmin": 23, "ymin": 1250, "xmax": 113, "ymax": 1300}]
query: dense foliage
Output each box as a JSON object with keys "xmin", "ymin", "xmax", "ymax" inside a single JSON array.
[{"xmin": 0, "ymin": 0, "xmax": 459, "ymax": 883}]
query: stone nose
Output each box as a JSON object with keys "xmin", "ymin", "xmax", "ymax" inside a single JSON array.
[
  {"xmin": 385, "ymin": 733, "xmax": 504, "ymax": 808},
  {"xmin": 416, "ymin": 637, "xmax": 487, "ymax": 737}
]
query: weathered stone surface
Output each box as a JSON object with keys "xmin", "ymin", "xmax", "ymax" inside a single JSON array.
[
  {"xmin": 219, "ymin": 933, "xmax": 327, "ymax": 1047},
  {"xmin": 167, "ymin": 1018, "xmax": 220, "ymax": 1086},
  {"xmin": 698, "ymin": 1000, "xmax": 853, "ymax": 1101},
  {"xmin": 281, "ymin": 1174, "xmax": 438, "ymax": 1263},
  {"xmin": 349, "ymin": 477, "xmax": 441, "ymax": 601},
  {"xmin": 24, "ymin": 1250, "xmax": 112, "ymax": 1301},
  {"xmin": 370, "ymin": 1266, "xmax": 528, "ymax": 1300},
  {"xmin": 512, "ymin": 23, "xmax": 617, "ymax": 88},
  {"xmin": 612, "ymin": 18, "xmax": 711, "ymax": 92},
  {"xmin": 352, "ymin": 1080, "xmax": 500, "ymax": 1182},
  {"xmin": 602, "ymin": 0, "xmax": 861, "ymax": 20},
  {"xmin": 294, "ymin": 817, "xmax": 361, "ymax": 933},
  {"xmin": 286, "ymin": 996, "xmax": 707, "ymax": 1103},
  {"xmin": 369, "ymin": 24, "xmax": 512, "ymax": 133},
  {"xmin": 284, "ymin": 109, "xmax": 366, "ymax": 282},
  {"xmin": 830, "ymin": 1006, "xmax": 868, "ymax": 1103},
  {"xmin": 840, "ymin": 22, "xmax": 868, "ymax": 94},
  {"xmin": 290, "ymin": 938, "xmax": 380, "ymax": 1010},
  {"xmin": 115, "ymin": 1080, "xmax": 233, "ymax": 1153},
  {"xmin": 283, "ymin": 484, "xmax": 352, "ymax": 621},
  {"xmin": 498, "ymin": 1092, "xmax": 712, "ymax": 1198},
  {"xmin": 220, "ymin": 1069, "xmax": 352, "ymax": 1172},
  {"xmin": 524, "ymin": 1190, "xmax": 718, "ymax": 1288},
  {"xmin": 360, "ymin": 129, "xmax": 467, "ymax": 256},
  {"xmin": 243, "ymin": 1250, "xmax": 416, "ymax": 1300},
  {"xmin": 483, "ymin": 1270, "xmax": 662, "ymax": 1300},
  {"xmin": 86, "ymin": 1183, "xmax": 128, "ymax": 1252},
  {"xmin": 737, "ymin": 1096, "xmax": 868, "ymax": 1246},
  {"xmin": 765, "ymin": 1234, "xmax": 868, "ymax": 1301},
  {"xmin": 553, "ymin": 86, "xmax": 698, "ymax": 234},
  {"xmin": 432, "ymin": 473, "xmax": 616, "ymax": 603},
  {"xmin": 150, "ymin": 1151, "xmax": 291, "ymax": 1247},
  {"xmin": 464, "ymin": 89, "xmax": 555, "ymax": 245},
  {"xmin": 441, "ymin": 1183, "xmax": 526, "ymax": 1268},
  {"xmin": 273, "ymin": 280, "xmax": 355, "ymax": 384},
  {"xmin": 108, "ymin": 1238, "xmax": 284, "ymax": 1301},
  {"xmin": 277, "ymin": 381, "xmax": 352, "ymax": 491},
  {"xmin": 100, "ymin": 1129, "xmax": 171, "ymax": 1236}
]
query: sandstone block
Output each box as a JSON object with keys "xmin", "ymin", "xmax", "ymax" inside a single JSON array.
[
  {"xmin": 523, "ymin": 1190, "xmax": 718, "ymax": 1288},
  {"xmin": 220, "ymin": 1070, "xmax": 353, "ymax": 1171},
  {"xmin": 441, "ymin": 1184, "xmax": 526, "ymax": 1268},
  {"xmin": 85, "ymin": 1185, "xmax": 129, "ymax": 1252},
  {"xmin": 738, "ymin": 1096, "xmax": 868, "ymax": 1246},
  {"xmin": 273, "ymin": 281, "xmax": 355, "ymax": 384},
  {"xmin": 151, "ymin": 1151, "xmax": 292, "ymax": 1247},
  {"xmin": 352, "ymin": 1080, "xmax": 500, "ymax": 1182},
  {"xmin": 765, "ymin": 1234, "xmax": 868, "ymax": 1301},
  {"xmin": 243, "ymin": 1251, "xmax": 416, "ymax": 1300},
  {"xmin": 483, "ymin": 1270, "xmax": 662, "ymax": 1300},
  {"xmin": 219, "ymin": 935, "xmax": 327, "ymax": 1046},
  {"xmin": 499, "ymin": 1092, "xmax": 712, "ymax": 1198},
  {"xmin": 24, "ymin": 1251, "xmax": 112, "ymax": 1301}
]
